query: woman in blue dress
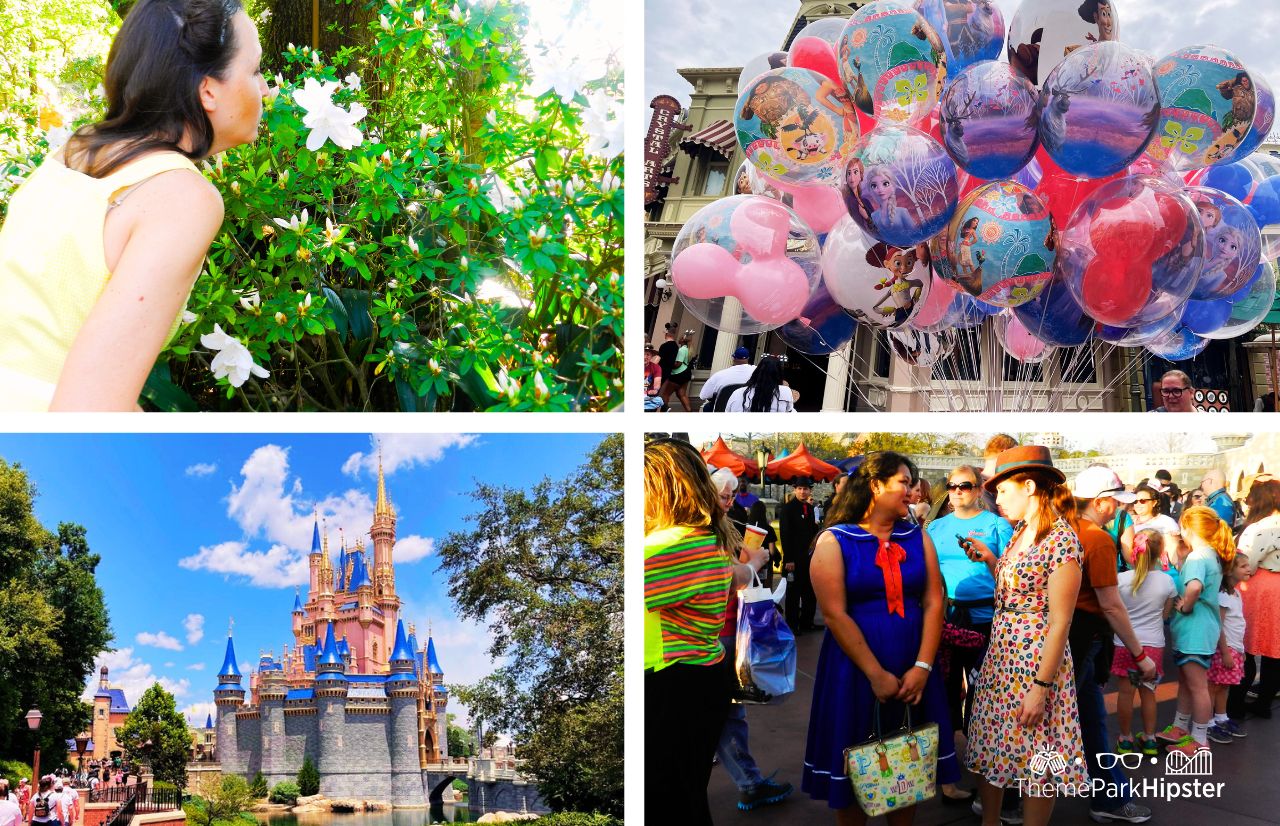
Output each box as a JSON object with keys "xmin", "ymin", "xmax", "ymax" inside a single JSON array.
[{"xmin": 803, "ymin": 451, "xmax": 963, "ymax": 824}]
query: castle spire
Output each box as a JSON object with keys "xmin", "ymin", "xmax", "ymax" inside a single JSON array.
[
  {"xmin": 425, "ymin": 634, "xmax": 442, "ymax": 674},
  {"xmin": 375, "ymin": 445, "xmax": 392, "ymax": 517},
  {"xmin": 293, "ymin": 586, "xmax": 303, "ymax": 614},
  {"xmin": 317, "ymin": 622, "xmax": 344, "ymax": 673},
  {"xmin": 218, "ymin": 631, "xmax": 241, "ymax": 679},
  {"xmin": 390, "ymin": 620, "xmax": 414, "ymax": 670},
  {"xmin": 310, "ymin": 512, "xmax": 321, "ymax": 555}
]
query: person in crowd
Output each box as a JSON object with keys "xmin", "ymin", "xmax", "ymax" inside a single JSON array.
[
  {"xmin": 1062, "ymin": 465, "xmax": 1154, "ymax": 824},
  {"xmin": 656, "ymin": 321, "xmax": 679, "ymax": 383},
  {"xmin": 1201, "ymin": 469, "xmax": 1238, "ymax": 528},
  {"xmin": 802, "ymin": 451, "xmax": 964, "ymax": 820},
  {"xmin": 1207, "ymin": 550, "xmax": 1251, "ymax": 742},
  {"xmin": 1230, "ymin": 478, "xmax": 1280, "ymax": 720},
  {"xmin": 699, "ymin": 346, "xmax": 757, "ymax": 411},
  {"xmin": 1152, "ymin": 370, "xmax": 1197, "ymax": 412},
  {"xmin": 729, "ymin": 477, "xmax": 780, "ymax": 589},
  {"xmin": 644, "ymin": 438, "xmax": 769, "ymax": 824},
  {"xmin": 707, "ymin": 468, "xmax": 795, "ymax": 813},
  {"xmin": 962, "ymin": 446, "xmax": 1087, "ymax": 826},
  {"xmin": 1153, "ymin": 470, "xmax": 1183, "ymax": 519},
  {"xmin": 30, "ymin": 777, "xmax": 59, "ymax": 826},
  {"xmin": 724, "ymin": 356, "xmax": 796, "ymax": 413},
  {"xmin": 906, "ymin": 477, "xmax": 933, "ymax": 525},
  {"xmin": 0, "ymin": 781, "xmax": 20, "ymax": 826},
  {"xmin": 1157, "ymin": 506, "xmax": 1231, "ymax": 755},
  {"xmin": 979, "ymin": 434, "xmax": 1017, "ymax": 513},
  {"xmin": 925, "ymin": 464, "xmax": 1013, "ymax": 740},
  {"xmin": 1106, "ymin": 491, "xmax": 1135, "ymax": 571},
  {"xmin": 780, "ymin": 477, "xmax": 821, "ymax": 634},
  {"xmin": 1131, "ymin": 483, "xmax": 1182, "ymax": 584},
  {"xmin": 1112, "ymin": 529, "xmax": 1176, "ymax": 757},
  {"xmin": 657, "ymin": 329, "xmax": 696, "ymax": 412},
  {"xmin": 644, "ymin": 342, "xmax": 663, "ymax": 398},
  {"xmin": 15, "ymin": 780, "xmax": 28, "ymax": 813}
]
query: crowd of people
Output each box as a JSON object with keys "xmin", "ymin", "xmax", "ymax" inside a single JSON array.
[
  {"xmin": 0, "ymin": 774, "xmax": 84, "ymax": 826},
  {"xmin": 644, "ymin": 433, "xmax": 1280, "ymax": 826}
]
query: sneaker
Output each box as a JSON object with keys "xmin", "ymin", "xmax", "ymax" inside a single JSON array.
[
  {"xmin": 1222, "ymin": 719, "xmax": 1247, "ymax": 738},
  {"xmin": 1090, "ymin": 801, "xmax": 1153, "ymax": 823},
  {"xmin": 1206, "ymin": 724, "xmax": 1233, "ymax": 744},
  {"xmin": 1116, "ymin": 735, "xmax": 1136, "ymax": 753},
  {"xmin": 1154, "ymin": 724, "xmax": 1189, "ymax": 744},
  {"xmin": 1166, "ymin": 738, "xmax": 1210, "ymax": 756},
  {"xmin": 737, "ymin": 776, "xmax": 793, "ymax": 811},
  {"xmin": 1140, "ymin": 736, "xmax": 1159, "ymax": 756},
  {"xmin": 971, "ymin": 799, "xmax": 1024, "ymax": 825}
]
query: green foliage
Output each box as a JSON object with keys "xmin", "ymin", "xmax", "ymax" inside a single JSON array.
[
  {"xmin": 0, "ymin": 758, "xmax": 33, "ymax": 789},
  {"xmin": 0, "ymin": 459, "xmax": 111, "ymax": 769},
  {"xmin": 437, "ymin": 435, "xmax": 622, "ymax": 816},
  {"xmin": 532, "ymin": 815, "xmax": 622, "ymax": 826},
  {"xmin": 295, "ymin": 755, "xmax": 319, "ymax": 797},
  {"xmin": 446, "ymin": 713, "xmax": 474, "ymax": 758},
  {"xmin": 451, "ymin": 779, "xmax": 467, "ymax": 794},
  {"xmin": 184, "ymin": 774, "xmax": 256, "ymax": 826},
  {"xmin": 115, "ymin": 683, "xmax": 190, "ymax": 789},
  {"xmin": 249, "ymin": 772, "xmax": 268, "ymax": 798},
  {"xmin": 268, "ymin": 781, "xmax": 299, "ymax": 804},
  {"xmin": 851, "ymin": 432, "xmax": 981, "ymax": 457}
]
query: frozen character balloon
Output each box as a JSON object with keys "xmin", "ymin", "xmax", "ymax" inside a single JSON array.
[
  {"xmin": 914, "ymin": 0, "xmax": 1005, "ymax": 79},
  {"xmin": 1183, "ymin": 186, "xmax": 1262, "ymax": 300},
  {"xmin": 939, "ymin": 60, "xmax": 1040, "ymax": 179},
  {"xmin": 843, "ymin": 125, "xmax": 959, "ymax": 248},
  {"xmin": 865, "ymin": 164, "xmax": 921, "ymax": 238}
]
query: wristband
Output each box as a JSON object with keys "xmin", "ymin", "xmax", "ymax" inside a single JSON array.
[
  {"xmin": 1032, "ymin": 677, "xmax": 1053, "ymax": 689},
  {"xmin": 913, "ymin": 660, "xmax": 933, "ymax": 673}
]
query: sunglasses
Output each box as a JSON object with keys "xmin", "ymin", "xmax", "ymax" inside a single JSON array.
[
  {"xmin": 1135, "ymin": 498, "xmax": 1155, "ymax": 504},
  {"xmin": 947, "ymin": 482, "xmax": 976, "ymax": 492}
]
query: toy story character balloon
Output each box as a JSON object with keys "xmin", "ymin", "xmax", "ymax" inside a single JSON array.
[
  {"xmin": 1146, "ymin": 46, "xmax": 1257, "ymax": 171},
  {"xmin": 735, "ymin": 67, "xmax": 859, "ymax": 184},
  {"xmin": 821, "ymin": 215, "xmax": 933, "ymax": 329},
  {"xmin": 1007, "ymin": 0, "xmax": 1119, "ymax": 88},
  {"xmin": 839, "ymin": 0, "xmax": 947, "ymax": 125}
]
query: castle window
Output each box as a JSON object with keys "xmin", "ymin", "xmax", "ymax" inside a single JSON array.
[
  {"xmin": 99, "ymin": 709, "xmax": 104, "ymax": 717},
  {"xmin": 700, "ymin": 160, "xmax": 728, "ymax": 197},
  {"xmin": 373, "ymin": 641, "xmax": 378, "ymax": 658}
]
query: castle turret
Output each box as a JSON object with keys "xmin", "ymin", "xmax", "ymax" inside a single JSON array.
[
  {"xmin": 308, "ymin": 516, "xmax": 322, "ymax": 594},
  {"xmin": 387, "ymin": 621, "xmax": 426, "ymax": 806},
  {"xmin": 257, "ymin": 651, "xmax": 288, "ymax": 785},
  {"xmin": 292, "ymin": 587, "xmax": 305, "ymax": 639},
  {"xmin": 424, "ymin": 630, "xmax": 447, "ymax": 762},
  {"xmin": 370, "ymin": 451, "xmax": 400, "ymax": 653},
  {"xmin": 337, "ymin": 537, "xmax": 349, "ymax": 593},
  {"xmin": 214, "ymin": 633, "xmax": 246, "ymax": 775},
  {"xmin": 314, "ymin": 622, "xmax": 349, "ymax": 798}
]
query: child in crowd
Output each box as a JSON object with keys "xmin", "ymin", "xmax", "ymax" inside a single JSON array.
[
  {"xmin": 1112, "ymin": 529, "xmax": 1177, "ymax": 755},
  {"xmin": 1157, "ymin": 507, "xmax": 1231, "ymax": 755},
  {"xmin": 1208, "ymin": 550, "xmax": 1253, "ymax": 742}
]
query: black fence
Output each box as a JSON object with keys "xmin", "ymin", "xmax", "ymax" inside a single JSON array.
[{"xmin": 89, "ymin": 784, "xmax": 183, "ymax": 813}]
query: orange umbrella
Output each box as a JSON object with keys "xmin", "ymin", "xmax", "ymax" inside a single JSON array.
[
  {"xmin": 764, "ymin": 441, "xmax": 841, "ymax": 483},
  {"xmin": 701, "ymin": 436, "xmax": 760, "ymax": 477}
]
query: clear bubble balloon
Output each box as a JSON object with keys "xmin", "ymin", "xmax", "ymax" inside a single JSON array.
[
  {"xmin": 735, "ymin": 67, "xmax": 860, "ymax": 184},
  {"xmin": 994, "ymin": 310, "xmax": 1057, "ymax": 364},
  {"xmin": 746, "ymin": 163, "xmax": 847, "ymax": 234},
  {"xmin": 788, "ymin": 18, "xmax": 847, "ymax": 86},
  {"xmin": 839, "ymin": 0, "xmax": 947, "ymax": 125},
  {"xmin": 1146, "ymin": 46, "xmax": 1257, "ymax": 172},
  {"xmin": 1011, "ymin": 268, "xmax": 1094, "ymax": 346},
  {"xmin": 776, "ymin": 281, "xmax": 859, "ymax": 355},
  {"xmin": 1146, "ymin": 324, "xmax": 1210, "ymax": 361},
  {"xmin": 669, "ymin": 195, "xmax": 823, "ymax": 336},
  {"xmin": 1007, "ymin": 0, "xmax": 1120, "ymax": 88},
  {"xmin": 1183, "ymin": 186, "xmax": 1262, "ymax": 300},
  {"xmin": 1197, "ymin": 260, "xmax": 1276, "ymax": 340},
  {"xmin": 939, "ymin": 61, "xmax": 1040, "ymax": 180},
  {"xmin": 821, "ymin": 215, "xmax": 933, "ymax": 329},
  {"xmin": 943, "ymin": 181, "xmax": 1056, "ymax": 308},
  {"xmin": 1094, "ymin": 310, "xmax": 1180, "ymax": 346},
  {"xmin": 738, "ymin": 51, "xmax": 791, "ymax": 94},
  {"xmin": 914, "ymin": 0, "xmax": 1005, "ymax": 79},
  {"xmin": 1231, "ymin": 73, "xmax": 1275, "ymax": 161},
  {"xmin": 842, "ymin": 125, "xmax": 959, "ymax": 247},
  {"xmin": 888, "ymin": 327, "xmax": 957, "ymax": 367}
]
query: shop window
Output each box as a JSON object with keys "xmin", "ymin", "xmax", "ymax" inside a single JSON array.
[{"xmin": 701, "ymin": 161, "xmax": 729, "ymax": 196}]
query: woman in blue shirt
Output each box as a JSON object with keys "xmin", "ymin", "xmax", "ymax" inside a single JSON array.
[{"xmin": 926, "ymin": 464, "xmax": 1014, "ymax": 739}]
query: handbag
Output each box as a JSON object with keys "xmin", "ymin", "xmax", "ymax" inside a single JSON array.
[
  {"xmin": 843, "ymin": 702, "xmax": 939, "ymax": 817},
  {"xmin": 733, "ymin": 571, "xmax": 795, "ymax": 704}
]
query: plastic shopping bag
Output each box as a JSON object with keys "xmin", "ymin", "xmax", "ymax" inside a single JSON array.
[{"xmin": 734, "ymin": 572, "xmax": 796, "ymax": 703}]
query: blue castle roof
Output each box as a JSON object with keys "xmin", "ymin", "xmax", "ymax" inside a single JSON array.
[
  {"xmin": 218, "ymin": 635, "xmax": 241, "ymax": 679},
  {"xmin": 390, "ymin": 620, "xmax": 414, "ymax": 667},
  {"xmin": 316, "ymin": 623, "xmax": 345, "ymax": 675},
  {"xmin": 285, "ymin": 688, "xmax": 315, "ymax": 701},
  {"xmin": 106, "ymin": 689, "xmax": 130, "ymax": 713},
  {"xmin": 303, "ymin": 643, "xmax": 316, "ymax": 672},
  {"xmin": 414, "ymin": 651, "xmax": 424, "ymax": 679},
  {"xmin": 426, "ymin": 636, "xmax": 442, "ymax": 673},
  {"xmin": 310, "ymin": 519, "xmax": 321, "ymax": 555},
  {"xmin": 338, "ymin": 637, "xmax": 350, "ymax": 657},
  {"xmin": 293, "ymin": 591, "xmax": 304, "ymax": 613},
  {"xmin": 205, "ymin": 714, "xmax": 213, "ymax": 729},
  {"xmin": 348, "ymin": 551, "xmax": 369, "ymax": 590},
  {"xmin": 337, "ymin": 544, "xmax": 348, "ymax": 590}
]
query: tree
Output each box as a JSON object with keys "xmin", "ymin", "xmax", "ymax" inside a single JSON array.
[
  {"xmin": 851, "ymin": 432, "xmax": 979, "ymax": 457},
  {"xmin": 0, "ymin": 459, "xmax": 111, "ymax": 769},
  {"xmin": 114, "ymin": 683, "xmax": 190, "ymax": 789},
  {"xmin": 184, "ymin": 774, "xmax": 256, "ymax": 826},
  {"xmin": 445, "ymin": 714, "xmax": 473, "ymax": 759},
  {"xmin": 296, "ymin": 755, "xmax": 319, "ymax": 797},
  {"xmin": 436, "ymin": 435, "xmax": 622, "ymax": 816}
]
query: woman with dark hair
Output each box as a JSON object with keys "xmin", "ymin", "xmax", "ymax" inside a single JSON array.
[
  {"xmin": 0, "ymin": 0, "xmax": 267, "ymax": 410},
  {"xmin": 1229, "ymin": 479, "xmax": 1280, "ymax": 720},
  {"xmin": 725, "ymin": 356, "xmax": 795, "ymax": 412},
  {"xmin": 644, "ymin": 438, "xmax": 768, "ymax": 825},
  {"xmin": 657, "ymin": 329, "xmax": 696, "ymax": 412},
  {"xmin": 801, "ymin": 451, "xmax": 963, "ymax": 822},
  {"xmin": 962, "ymin": 447, "xmax": 1086, "ymax": 826}
]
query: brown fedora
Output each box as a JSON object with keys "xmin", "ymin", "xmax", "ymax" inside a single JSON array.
[{"xmin": 984, "ymin": 445, "xmax": 1064, "ymax": 493}]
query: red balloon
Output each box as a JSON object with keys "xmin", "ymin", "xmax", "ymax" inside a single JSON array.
[
  {"xmin": 788, "ymin": 37, "xmax": 841, "ymax": 85},
  {"xmin": 1034, "ymin": 146, "xmax": 1124, "ymax": 231},
  {"xmin": 1081, "ymin": 256, "xmax": 1152, "ymax": 326},
  {"xmin": 1150, "ymin": 190, "xmax": 1189, "ymax": 259},
  {"xmin": 1089, "ymin": 196, "xmax": 1157, "ymax": 260}
]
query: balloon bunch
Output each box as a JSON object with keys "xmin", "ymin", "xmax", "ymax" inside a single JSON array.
[{"xmin": 667, "ymin": 0, "xmax": 1279, "ymax": 371}]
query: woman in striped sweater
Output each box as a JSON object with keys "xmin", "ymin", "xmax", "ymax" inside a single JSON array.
[{"xmin": 645, "ymin": 438, "xmax": 769, "ymax": 824}]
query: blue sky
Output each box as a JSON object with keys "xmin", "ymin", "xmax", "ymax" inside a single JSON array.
[{"xmin": 0, "ymin": 432, "xmax": 605, "ymax": 728}]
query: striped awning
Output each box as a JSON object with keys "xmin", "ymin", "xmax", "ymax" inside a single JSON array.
[{"xmin": 680, "ymin": 119, "xmax": 736, "ymax": 159}]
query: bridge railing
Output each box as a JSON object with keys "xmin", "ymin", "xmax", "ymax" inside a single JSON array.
[{"xmin": 90, "ymin": 784, "xmax": 183, "ymax": 812}]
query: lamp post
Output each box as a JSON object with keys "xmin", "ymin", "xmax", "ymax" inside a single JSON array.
[
  {"xmin": 25, "ymin": 708, "xmax": 42, "ymax": 788},
  {"xmin": 74, "ymin": 735, "xmax": 89, "ymax": 782}
]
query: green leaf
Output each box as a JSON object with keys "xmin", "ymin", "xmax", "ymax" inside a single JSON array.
[
  {"xmin": 140, "ymin": 364, "xmax": 198, "ymax": 412},
  {"xmin": 338, "ymin": 288, "xmax": 375, "ymax": 341},
  {"xmin": 323, "ymin": 286, "xmax": 350, "ymax": 339}
]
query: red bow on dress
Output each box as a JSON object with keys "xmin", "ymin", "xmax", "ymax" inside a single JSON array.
[{"xmin": 876, "ymin": 539, "xmax": 906, "ymax": 617}]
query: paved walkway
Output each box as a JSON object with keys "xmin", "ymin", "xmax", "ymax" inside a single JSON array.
[{"xmin": 707, "ymin": 623, "xmax": 1280, "ymax": 825}]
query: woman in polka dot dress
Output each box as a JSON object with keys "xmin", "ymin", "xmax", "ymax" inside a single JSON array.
[{"xmin": 960, "ymin": 447, "xmax": 1088, "ymax": 826}]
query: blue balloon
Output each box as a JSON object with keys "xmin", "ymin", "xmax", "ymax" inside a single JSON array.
[
  {"xmin": 1250, "ymin": 176, "xmax": 1280, "ymax": 226},
  {"xmin": 1225, "ymin": 262, "xmax": 1266, "ymax": 303},
  {"xmin": 1202, "ymin": 164, "xmax": 1253, "ymax": 201},
  {"xmin": 1181, "ymin": 298, "xmax": 1232, "ymax": 335},
  {"xmin": 776, "ymin": 283, "xmax": 857, "ymax": 355},
  {"xmin": 1147, "ymin": 325, "xmax": 1210, "ymax": 362},
  {"xmin": 1011, "ymin": 274, "xmax": 1092, "ymax": 347}
]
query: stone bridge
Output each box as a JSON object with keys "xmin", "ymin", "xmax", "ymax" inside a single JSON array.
[{"xmin": 423, "ymin": 758, "xmax": 548, "ymax": 815}]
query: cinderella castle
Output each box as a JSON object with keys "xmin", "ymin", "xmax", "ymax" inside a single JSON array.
[{"xmin": 213, "ymin": 462, "xmax": 448, "ymax": 807}]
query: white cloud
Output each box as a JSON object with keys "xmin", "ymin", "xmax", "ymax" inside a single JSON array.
[
  {"xmin": 182, "ymin": 701, "xmax": 217, "ymax": 728},
  {"xmin": 343, "ymin": 434, "xmax": 477, "ymax": 477},
  {"xmin": 186, "ymin": 462, "xmax": 217, "ymax": 477},
  {"xmin": 394, "ymin": 535, "xmax": 435, "ymax": 563},
  {"xmin": 83, "ymin": 648, "xmax": 191, "ymax": 707},
  {"xmin": 184, "ymin": 613, "xmax": 205, "ymax": 645},
  {"xmin": 164, "ymin": 662, "xmax": 175, "ymax": 668},
  {"xmin": 187, "ymin": 663, "xmax": 206, "ymax": 671},
  {"xmin": 136, "ymin": 631, "xmax": 183, "ymax": 651},
  {"xmin": 179, "ymin": 540, "xmax": 309, "ymax": 588}
]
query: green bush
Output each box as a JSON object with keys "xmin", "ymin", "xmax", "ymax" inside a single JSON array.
[
  {"xmin": 451, "ymin": 778, "xmax": 467, "ymax": 794},
  {"xmin": 268, "ymin": 781, "xmax": 299, "ymax": 805},
  {"xmin": 296, "ymin": 755, "xmax": 319, "ymax": 797},
  {"xmin": 249, "ymin": 771, "xmax": 268, "ymax": 798},
  {"xmin": 533, "ymin": 814, "xmax": 621, "ymax": 826},
  {"xmin": 0, "ymin": 759, "xmax": 33, "ymax": 789}
]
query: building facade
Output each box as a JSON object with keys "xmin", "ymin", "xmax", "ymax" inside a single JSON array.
[
  {"xmin": 75, "ymin": 667, "xmax": 130, "ymax": 763},
  {"xmin": 213, "ymin": 464, "xmax": 449, "ymax": 807},
  {"xmin": 645, "ymin": 0, "xmax": 1280, "ymax": 412}
]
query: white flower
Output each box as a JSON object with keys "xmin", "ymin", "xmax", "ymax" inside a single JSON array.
[
  {"xmin": 292, "ymin": 77, "xmax": 366, "ymax": 152},
  {"xmin": 495, "ymin": 368, "xmax": 520, "ymax": 402},
  {"xmin": 181, "ymin": 310, "xmax": 198, "ymax": 325},
  {"xmin": 200, "ymin": 324, "xmax": 270, "ymax": 387},
  {"xmin": 533, "ymin": 371, "xmax": 549, "ymax": 400},
  {"xmin": 414, "ymin": 7, "xmax": 425, "ymax": 26},
  {"xmin": 380, "ymin": 13, "xmax": 392, "ymax": 31},
  {"xmin": 344, "ymin": 73, "xmax": 361, "ymax": 91},
  {"xmin": 43, "ymin": 126, "xmax": 71, "ymax": 153},
  {"xmin": 273, "ymin": 208, "xmax": 310, "ymax": 232},
  {"xmin": 530, "ymin": 54, "xmax": 584, "ymax": 104},
  {"xmin": 449, "ymin": 3, "xmax": 464, "ymax": 23},
  {"xmin": 601, "ymin": 169, "xmax": 620, "ymax": 191},
  {"xmin": 236, "ymin": 289, "xmax": 261, "ymax": 311},
  {"xmin": 406, "ymin": 235, "xmax": 420, "ymax": 256},
  {"xmin": 580, "ymin": 91, "xmax": 624, "ymax": 159}
]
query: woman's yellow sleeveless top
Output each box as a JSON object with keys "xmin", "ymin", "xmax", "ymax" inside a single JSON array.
[{"xmin": 0, "ymin": 151, "xmax": 201, "ymax": 411}]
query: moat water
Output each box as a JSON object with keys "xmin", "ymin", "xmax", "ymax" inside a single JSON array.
[{"xmin": 258, "ymin": 805, "xmax": 474, "ymax": 825}]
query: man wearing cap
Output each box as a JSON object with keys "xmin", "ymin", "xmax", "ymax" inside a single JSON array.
[
  {"xmin": 779, "ymin": 478, "xmax": 820, "ymax": 634},
  {"xmin": 698, "ymin": 346, "xmax": 757, "ymax": 411},
  {"xmin": 1070, "ymin": 466, "xmax": 1155, "ymax": 824}
]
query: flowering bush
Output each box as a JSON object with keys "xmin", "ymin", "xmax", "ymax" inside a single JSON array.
[{"xmin": 2, "ymin": 0, "xmax": 624, "ymax": 411}]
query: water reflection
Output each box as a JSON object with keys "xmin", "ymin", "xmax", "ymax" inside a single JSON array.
[{"xmin": 257, "ymin": 805, "xmax": 473, "ymax": 826}]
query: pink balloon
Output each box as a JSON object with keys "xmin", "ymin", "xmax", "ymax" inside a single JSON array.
[
  {"xmin": 1004, "ymin": 314, "xmax": 1048, "ymax": 361},
  {"xmin": 754, "ymin": 168, "xmax": 845, "ymax": 234},
  {"xmin": 670, "ymin": 243, "xmax": 738, "ymax": 300},
  {"xmin": 788, "ymin": 36, "xmax": 841, "ymax": 85},
  {"xmin": 730, "ymin": 197, "xmax": 793, "ymax": 258},
  {"xmin": 912, "ymin": 274, "xmax": 958, "ymax": 329},
  {"xmin": 737, "ymin": 258, "xmax": 811, "ymax": 324}
]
